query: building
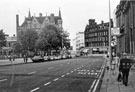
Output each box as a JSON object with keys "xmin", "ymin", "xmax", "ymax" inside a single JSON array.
[
  {"xmin": 0, "ymin": 35, "xmax": 17, "ymax": 59},
  {"xmin": 16, "ymin": 9, "xmax": 63, "ymax": 40},
  {"xmin": 84, "ymin": 19, "xmax": 113, "ymax": 54},
  {"xmin": 72, "ymin": 32, "xmax": 85, "ymax": 54},
  {"xmin": 115, "ymin": 0, "xmax": 135, "ymax": 54}
]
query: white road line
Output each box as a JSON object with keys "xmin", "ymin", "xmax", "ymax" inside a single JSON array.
[
  {"xmin": 30, "ymin": 87, "xmax": 40, "ymax": 92},
  {"xmin": 70, "ymin": 71, "xmax": 73, "ymax": 73},
  {"xmin": 66, "ymin": 73, "xmax": 70, "ymax": 75},
  {"xmin": 53, "ymin": 78, "xmax": 59, "ymax": 81},
  {"xmin": 48, "ymin": 67, "xmax": 54, "ymax": 69},
  {"xmin": 44, "ymin": 82, "xmax": 51, "ymax": 86},
  {"xmin": 88, "ymin": 79, "xmax": 96, "ymax": 92},
  {"xmin": 28, "ymin": 71, "xmax": 36, "ymax": 74},
  {"xmin": 61, "ymin": 75, "xmax": 65, "ymax": 77},
  {"xmin": 0, "ymin": 79, "xmax": 7, "ymax": 82}
]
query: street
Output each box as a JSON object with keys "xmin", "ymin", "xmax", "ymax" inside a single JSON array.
[{"xmin": 0, "ymin": 56, "xmax": 104, "ymax": 92}]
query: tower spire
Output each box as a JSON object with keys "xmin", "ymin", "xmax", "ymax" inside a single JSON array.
[
  {"xmin": 28, "ymin": 8, "xmax": 31, "ymax": 18},
  {"xmin": 59, "ymin": 8, "xmax": 61, "ymax": 18}
]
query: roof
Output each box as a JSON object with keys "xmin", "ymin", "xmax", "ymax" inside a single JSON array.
[{"xmin": 20, "ymin": 15, "xmax": 62, "ymax": 27}]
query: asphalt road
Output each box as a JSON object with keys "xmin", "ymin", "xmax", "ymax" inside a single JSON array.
[{"xmin": 0, "ymin": 56, "xmax": 105, "ymax": 92}]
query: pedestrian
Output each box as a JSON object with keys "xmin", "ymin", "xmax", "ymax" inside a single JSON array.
[
  {"xmin": 25, "ymin": 54, "xmax": 28, "ymax": 63},
  {"xmin": 115, "ymin": 56, "xmax": 119, "ymax": 67},
  {"xmin": 105, "ymin": 55, "xmax": 110, "ymax": 71},
  {"xmin": 118, "ymin": 53, "xmax": 133, "ymax": 86},
  {"xmin": 23, "ymin": 54, "xmax": 26, "ymax": 63}
]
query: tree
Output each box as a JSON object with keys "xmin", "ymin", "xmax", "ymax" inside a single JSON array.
[
  {"xmin": 36, "ymin": 24, "xmax": 62, "ymax": 51},
  {"xmin": 19, "ymin": 29, "xmax": 38, "ymax": 52},
  {"xmin": 0, "ymin": 29, "xmax": 6, "ymax": 49},
  {"xmin": 12, "ymin": 41, "xmax": 22, "ymax": 54}
]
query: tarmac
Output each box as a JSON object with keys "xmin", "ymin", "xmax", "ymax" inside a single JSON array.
[
  {"xmin": 1, "ymin": 57, "xmax": 135, "ymax": 92},
  {"xmin": 100, "ymin": 62, "xmax": 135, "ymax": 92}
]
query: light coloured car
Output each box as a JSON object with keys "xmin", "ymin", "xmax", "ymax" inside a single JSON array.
[
  {"xmin": 44, "ymin": 56, "xmax": 49, "ymax": 61},
  {"xmin": 31, "ymin": 56, "xmax": 44, "ymax": 62},
  {"xmin": 49, "ymin": 56, "xmax": 55, "ymax": 60}
]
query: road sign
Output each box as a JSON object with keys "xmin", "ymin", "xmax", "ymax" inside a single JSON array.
[
  {"xmin": 111, "ymin": 41, "xmax": 116, "ymax": 47},
  {"xmin": 111, "ymin": 27, "xmax": 120, "ymax": 36}
]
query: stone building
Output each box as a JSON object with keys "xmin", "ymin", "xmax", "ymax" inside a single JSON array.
[
  {"xmin": 84, "ymin": 19, "xmax": 113, "ymax": 54},
  {"xmin": 16, "ymin": 9, "xmax": 63, "ymax": 40},
  {"xmin": 115, "ymin": 0, "xmax": 135, "ymax": 54},
  {"xmin": 73, "ymin": 32, "xmax": 85, "ymax": 54}
]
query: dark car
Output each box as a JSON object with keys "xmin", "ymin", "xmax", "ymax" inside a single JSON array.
[{"xmin": 31, "ymin": 55, "xmax": 44, "ymax": 62}]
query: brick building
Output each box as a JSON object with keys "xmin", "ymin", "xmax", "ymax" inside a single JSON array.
[
  {"xmin": 84, "ymin": 19, "xmax": 113, "ymax": 54},
  {"xmin": 115, "ymin": 0, "xmax": 135, "ymax": 54}
]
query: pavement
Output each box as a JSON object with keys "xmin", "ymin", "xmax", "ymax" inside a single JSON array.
[
  {"xmin": 0, "ymin": 58, "xmax": 33, "ymax": 66},
  {"xmin": 100, "ymin": 63, "xmax": 135, "ymax": 92}
]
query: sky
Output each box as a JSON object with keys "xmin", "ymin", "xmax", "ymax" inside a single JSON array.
[{"xmin": 0, "ymin": 0, "xmax": 120, "ymax": 43}]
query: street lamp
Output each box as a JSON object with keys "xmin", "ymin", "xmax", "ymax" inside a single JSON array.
[
  {"xmin": 61, "ymin": 32, "xmax": 64, "ymax": 50},
  {"xmin": 108, "ymin": 0, "xmax": 112, "ymax": 81}
]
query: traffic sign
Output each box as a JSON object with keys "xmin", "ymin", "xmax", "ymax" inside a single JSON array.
[{"xmin": 111, "ymin": 27, "xmax": 120, "ymax": 36}]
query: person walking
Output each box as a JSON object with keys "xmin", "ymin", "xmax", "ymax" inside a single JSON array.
[{"xmin": 119, "ymin": 53, "xmax": 133, "ymax": 86}]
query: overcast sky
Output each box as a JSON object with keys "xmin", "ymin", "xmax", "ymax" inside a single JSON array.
[{"xmin": 0, "ymin": 0, "xmax": 120, "ymax": 41}]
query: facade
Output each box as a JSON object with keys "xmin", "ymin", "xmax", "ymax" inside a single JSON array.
[
  {"xmin": 16, "ymin": 9, "xmax": 63, "ymax": 40},
  {"xmin": 115, "ymin": 0, "xmax": 135, "ymax": 54},
  {"xmin": 0, "ymin": 35, "xmax": 17, "ymax": 59},
  {"xmin": 84, "ymin": 19, "xmax": 113, "ymax": 54},
  {"xmin": 72, "ymin": 32, "xmax": 85, "ymax": 54}
]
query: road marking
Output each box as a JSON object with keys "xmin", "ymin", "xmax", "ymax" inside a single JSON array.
[
  {"xmin": 0, "ymin": 79, "xmax": 7, "ymax": 82},
  {"xmin": 48, "ymin": 67, "xmax": 54, "ymax": 69},
  {"xmin": 66, "ymin": 73, "xmax": 70, "ymax": 75},
  {"xmin": 44, "ymin": 82, "xmax": 51, "ymax": 86},
  {"xmin": 88, "ymin": 79, "xmax": 96, "ymax": 92},
  {"xmin": 53, "ymin": 78, "xmax": 59, "ymax": 81},
  {"xmin": 28, "ymin": 71, "xmax": 36, "ymax": 74},
  {"xmin": 61, "ymin": 75, "xmax": 65, "ymax": 77},
  {"xmin": 70, "ymin": 71, "xmax": 73, "ymax": 73},
  {"xmin": 30, "ymin": 87, "xmax": 40, "ymax": 92}
]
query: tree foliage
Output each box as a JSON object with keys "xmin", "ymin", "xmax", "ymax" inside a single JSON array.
[
  {"xmin": 0, "ymin": 29, "xmax": 6, "ymax": 49},
  {"xmin": 36, "ymin": 24, "xmax": 62, "ymax": 51},
  {"xmin": 12, "ymin": 41, "xmax": 22, "ymax": 54},
  {"xmin": 19, "ymin": 29, "xmax": 38, "ymax": 51}
]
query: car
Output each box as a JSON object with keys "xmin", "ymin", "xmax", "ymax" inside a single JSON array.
[
  {"xmin": 31, "ymin": 55, "xmax": 44, "ymax": 62},
  {"xmin": 44, "ymin": 56, "xmax": 49, "ymax": 61},
  {"xmin": 62, "ymin": 55, "xmax": 67, "ymax": 59},
  {"xmin": 57, "ymin": 55, "xmax": 62, "ymax": 60},
  {"xmin": 49, "ymin": 55, "xmax": 55, "ymax": 61}
]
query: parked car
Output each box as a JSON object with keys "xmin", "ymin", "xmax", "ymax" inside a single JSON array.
[
  {"xmin": 49, "ymin": 55, "xmax": 55, "ymax": 61},
  {"xmin": 44, "ymin": 56, "xmax": 49, "ymax": 61},
  {"xmin": 62, "ymin": 55, "xmax": 67, "ymax": 59},
  {"xmin": 57, "ymin": 55, "xmax": 62, "ymax": 60},
  {"xmin": 31, "ymin": 55, "xmax": 44, "ymax": 62}
]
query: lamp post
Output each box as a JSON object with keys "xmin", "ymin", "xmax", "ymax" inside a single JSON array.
[
  {"xmin": 108, "ymin": 0, "xmax": 112, "ymax": 81},
  {"xmin": 61, "ymin": 32, "xmax": 63, "ymax": 50}
]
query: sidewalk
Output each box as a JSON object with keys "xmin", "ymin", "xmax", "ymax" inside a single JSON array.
[
  {"xmin": 100, "ymin": 64, "xmax": 135, "ymax": 92},
  {"xmin": 0, "ymin": 58, "xmax": 33, "ymax": 66}
]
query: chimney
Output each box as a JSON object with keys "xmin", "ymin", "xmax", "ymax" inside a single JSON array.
[
  {"xmin": 16, "ymin": 14, "xmax": 19, "ymax": 41},
  {"xmin": 16, "ymin": 14, "xmax": 19, "ymax": 27},
  {"xmin": 50, "ymin": 13, "xmax": 54, "ymax": 17},
  {"xmin": 101, "ymin": 20, "xmax": 104, "ymax": 24},
  {"xmin": 39, "ymin": 13, "xmax": 42, "ymax": 17}
]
